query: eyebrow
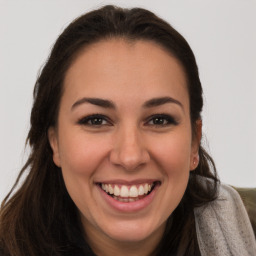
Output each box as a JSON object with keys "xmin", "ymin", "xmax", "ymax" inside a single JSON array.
[
  {"xmin": 71, "ymin": 97, "xmax": 116, "ymax": 110},
  {"xmin": 71, "ymin": 96, "xmax": 183, "ymax": 110},
  {"xmin": 143, "ymin": 96, "xmax": 183, "ymax": 110}
]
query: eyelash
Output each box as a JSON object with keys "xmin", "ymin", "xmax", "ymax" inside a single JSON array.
[
  {"xmin": 145, "ymin": 114, "xmax": 178, "ymax": 127},
  {"xmin": 77, "ymin": 114, "xmax": 178, "ymax": 127},
  {"xmin": 78, "ymin": 114, "xmax": 112, "ymax": 126}
]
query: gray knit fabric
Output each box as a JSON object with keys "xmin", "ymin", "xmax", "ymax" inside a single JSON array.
[{"xmin": 194, "ymin": 183, "xmax": 256, "ymax": 256}]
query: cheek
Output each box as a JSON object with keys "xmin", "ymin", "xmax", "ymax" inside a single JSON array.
[
  {"xmin": 56, "ymin": 132, "xmax": 109, "ymax": 206},
  {"xmin": 58, "ymin": 131, "xmax": 108, "ymax": 176},
  {"xmin": 57, "ymin": 133, "xmax": 109, "ymax": 212},
  {"xmin": 151, "ymin": 131, "xmax": 192, "ymax": 173},
  {"xmin": 149, "ymin": 130, "xmax": 192, "ymax": 210}
]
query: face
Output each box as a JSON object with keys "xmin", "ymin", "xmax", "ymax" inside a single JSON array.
[{"xmin": 49, "ymin": 39, "xmax": 200, "ymax": 251}]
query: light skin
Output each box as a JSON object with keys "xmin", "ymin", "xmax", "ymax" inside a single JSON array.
[{"xmin": 48, "ymin": 39, "xmax": 201, "ymax": 256}]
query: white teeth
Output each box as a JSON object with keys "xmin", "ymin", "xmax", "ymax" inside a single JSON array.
[
  {"xmin": 114, "ymin": 185, "xmax": 120, "ymax": 196},
  {"xmin": 138, "ymin": 185, "xmax": 144, "ymax": 196},
  {"xmin": 108, "ymin": 184, "xmax": 114, "ymax": 194},
  {"xmin": 120, "ymin": 185, "xmax": 129, "ymax": 197},
  {"xmin": 101, "ymin": 182, "xmax": 155, "ymax": 198},
  {"xmin": 129, "ymin": 185, "xmax": 138, "ymax": 197},
  {"xmin": 144, "ymin": 184, "xmax": 149, "ymax": 194}
]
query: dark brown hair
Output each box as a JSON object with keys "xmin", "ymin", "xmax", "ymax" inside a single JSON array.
[{"xmin": 0, "ymin": 5, "xmax": 218, "ymax": 256}]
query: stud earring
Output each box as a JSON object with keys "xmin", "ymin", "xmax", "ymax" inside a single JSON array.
[{"xmin": 193, "ymin": 155, "xmax": 199, "ymax": 166}]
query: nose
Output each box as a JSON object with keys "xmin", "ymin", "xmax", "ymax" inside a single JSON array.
[{"xmin": 109, "ymin": 125, "xmax": 150, "ymax": 171}]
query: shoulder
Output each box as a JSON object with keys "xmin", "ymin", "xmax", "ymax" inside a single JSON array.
[
  {"xmin": 195, "ymin": 183, "xmax": 253, "ymax": 232},
  {"xmin": 207, "ymin": 183, "xmax": 254, "ymax": 230},
  {"xmin": 194, "ymin": 182, "xmax": 256, "ymax": 256},
  {"xmin": 215, "ymin": 183, "xmax": 248, "ymax": 211},
  {"xmin": 232, "ymin": 186, "xmax": 256, "ymax": 236}
]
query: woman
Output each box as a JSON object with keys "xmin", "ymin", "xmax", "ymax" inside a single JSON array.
[{"xmin": 0, "ymin": 5, "xmax": 255, "ymax": 256}]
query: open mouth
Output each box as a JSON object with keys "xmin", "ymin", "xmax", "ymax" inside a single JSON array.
[{"xmin": 97, "ymin": 181, "xmax": 161, "ymax": 202}]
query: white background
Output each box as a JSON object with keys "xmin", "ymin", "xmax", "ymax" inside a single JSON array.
[{"xmin": 1, "ymin": 0, "xmax": 256, "ymax": 202}]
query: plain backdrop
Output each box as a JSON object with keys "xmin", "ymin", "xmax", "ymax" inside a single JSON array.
[{"xmin": 1, "ymin": 0, "xmax": 256, "ymax": 202}]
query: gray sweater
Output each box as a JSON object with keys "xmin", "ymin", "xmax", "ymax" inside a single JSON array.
[{"xmin": 194, "ymin": 183, "xmax": 256, "ymax": 256}]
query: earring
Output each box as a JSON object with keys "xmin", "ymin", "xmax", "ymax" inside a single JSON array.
[{"xmin": 193, "ymin": 155, "xmax": 199, "ymax": 166}]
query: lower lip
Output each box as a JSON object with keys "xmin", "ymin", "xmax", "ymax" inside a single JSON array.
[{"xmin": 97, "ymin": 184, "xmax": 159, "ymax": 213}]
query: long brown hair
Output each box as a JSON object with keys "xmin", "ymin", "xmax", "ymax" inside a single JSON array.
[{"xmin": 0, "ymin": 5, "xmax": 218, "ymax": 256}]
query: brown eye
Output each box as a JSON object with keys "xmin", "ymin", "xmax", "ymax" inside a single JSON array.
[
  {"xmin": 147, "ymin": 114, "xmax": 178, "ymax": 126},
  {"xmin": 152, "ymin": 117, "xmax": 168, "ymax": 125},
  {"xmin": 89, "ymin": 117, "xmax": 104, "ymax": 125},
  {"xmin": 78, "ymin": 114, "xmax": 111, "ymax": 126}
]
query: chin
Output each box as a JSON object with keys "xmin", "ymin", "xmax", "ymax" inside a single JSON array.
[{"xmin": 102, "ymin": 219, "xmax": 165, "ymax": 243}]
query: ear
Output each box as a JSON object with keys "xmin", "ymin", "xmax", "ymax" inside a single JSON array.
[
  {"xmin": 190, "ymin": 120, "xmax": 202, "ymax": 171},
  {"xmin": 48, "ymin": 127, "xmax": 61, "ymax": 167}
]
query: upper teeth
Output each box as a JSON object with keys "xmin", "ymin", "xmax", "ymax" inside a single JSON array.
[{"xmin": 101, "ymin": 183, "xmax": 152, "ymax": 197}]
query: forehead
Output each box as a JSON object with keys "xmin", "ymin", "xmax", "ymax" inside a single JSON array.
[{"xmin": 63, "ymin": 39, "xmax": 189, "ymax": 109}]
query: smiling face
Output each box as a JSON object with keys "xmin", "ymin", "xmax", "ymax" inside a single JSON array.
[{"xmin": 48, "ymin": 39, "xmax": 200, "ymax": 254}]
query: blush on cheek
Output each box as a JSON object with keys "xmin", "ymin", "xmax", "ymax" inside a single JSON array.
[
  {"xmin": 160, "ymin": 149, "xmax": 191, "ymax": 170},
  {"xmin": 63, "ymin": 156, "xmax": 94, "ymax": 176},
  {"xmin": 59, "ymin": 142, "xmax": 98, "ymax": 175}
]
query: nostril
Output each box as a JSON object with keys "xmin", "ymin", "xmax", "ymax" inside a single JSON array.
[{"xmin": 109, "ymin": 146, "xmax": 150, "ymax": 170}]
